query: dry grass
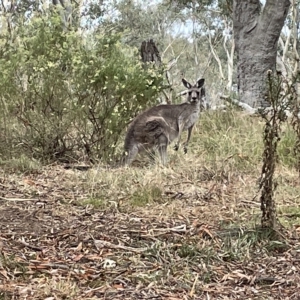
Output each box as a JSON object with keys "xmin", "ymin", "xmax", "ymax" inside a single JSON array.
[{"xmin": 1, "ymin": 110, "xmax": 300, "ymax": 299}]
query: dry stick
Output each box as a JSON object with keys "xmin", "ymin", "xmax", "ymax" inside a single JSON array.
[
  {"xmin": 0, "ymin": 196, "xmax": 38, "ymax": 201},
  {"xmin": 164, "ymin": 181, "xmax": 194, "ymax": 187},
  {"xmin": 83, "ymin": 286, "xmax": 106, "ymax": 295},
  {"xmin": 190, "ymin": 273, "xmax": 199, "ymax": 297},
  {"xmin": 19, "ymin": 240, "xmax": 42, "ymax": 251},
  {"xmin": 240, "ymin": 200, "xmax": 260, "ymax": 206},
  {"xmin": 30, "ymin": 263, "xmax": 70, "ymax": 270},
  {"xmin": 254, "ymin": 277, "xmax": 285, "ymax": 285},
  {"xmin": 94, "ymin": 239, "xmax": 147, "ymax": 253}
]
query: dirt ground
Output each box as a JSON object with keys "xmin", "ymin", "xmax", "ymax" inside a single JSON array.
[{"xmin": 0, "ymin": 164, "xmax": 300, "ymax": 300}]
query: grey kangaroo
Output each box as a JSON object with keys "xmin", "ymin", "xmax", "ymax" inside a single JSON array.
[{"xmin": 124, "ymin": 78, "xmax": 205, "ymax": 165}]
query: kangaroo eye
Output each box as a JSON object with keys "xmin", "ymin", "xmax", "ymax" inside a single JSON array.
[{"xmin": 188, "ymin": 91, "xmax": 192, "ymax": 96}]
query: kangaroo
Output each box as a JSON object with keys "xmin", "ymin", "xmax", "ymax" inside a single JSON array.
[{"xmin": 124, "ymin": 78, "xmax": 205, "ymax": 165}]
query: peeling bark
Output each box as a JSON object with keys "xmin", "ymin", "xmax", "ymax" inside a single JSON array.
[{"xmin": 233, "ymin": 0, "xmax": 290, "ymax": 107}]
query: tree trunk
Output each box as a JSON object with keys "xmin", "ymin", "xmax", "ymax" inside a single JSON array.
[
  {"xmin": 233, "ymin": 0, "xmax": 290, "ymax": 107},
  {"xmin": 140, "ymin": 39, "xmax": 161, "ymax": 65},
  {"xmin": 52, "ymin": 0, "xmax": 73, "ymax": 29}
]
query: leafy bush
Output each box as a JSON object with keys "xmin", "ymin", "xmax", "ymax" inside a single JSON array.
[{"xmin": 0, "ymin": 12, "xmax": 164, "ymax": 163}]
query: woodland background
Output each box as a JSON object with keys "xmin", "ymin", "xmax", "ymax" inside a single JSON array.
[{"xmin": 1, "ymin": 1, "xmax": 300, "ymax": 299}]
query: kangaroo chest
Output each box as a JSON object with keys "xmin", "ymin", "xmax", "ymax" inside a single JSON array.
[{"xmin": 182, "ymin": 108, "xmax": 200, "ymax": 130}]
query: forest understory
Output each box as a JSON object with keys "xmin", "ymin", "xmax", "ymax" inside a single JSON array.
[{"xmin": 1, "ymin": 112, "xmax": 300, "ymax": 300}]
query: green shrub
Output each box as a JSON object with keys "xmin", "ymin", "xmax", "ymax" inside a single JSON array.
[{"xmin": 0, "ymin": 12, "xmax": 164, "ymax": 163}]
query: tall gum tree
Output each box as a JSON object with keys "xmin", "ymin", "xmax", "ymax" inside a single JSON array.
[{"xmin": 233, "ymin": 0, "xmax": 290, "ymax": 107}]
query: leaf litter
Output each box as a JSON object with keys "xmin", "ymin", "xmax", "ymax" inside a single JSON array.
[{"xmin": 0, "ymin": 164, "xmax": 300, "ymax": 299}]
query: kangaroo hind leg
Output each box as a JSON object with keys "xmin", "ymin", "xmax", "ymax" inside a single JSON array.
[
  {"xmin": 183, "ymin": 125, "xmax": 194, "ymax": 154},
  {"xmin": 157, "ymin": 134, "xmax": 169, "ymax": 165},
  {"xmin": 124, "ymin": 144, "xmax": 139, "ymax": 166}
]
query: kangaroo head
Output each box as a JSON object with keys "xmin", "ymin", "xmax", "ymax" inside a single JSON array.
[{"xmin": 181, "ymin": 78, "xmax": 205, "ymax": 104}]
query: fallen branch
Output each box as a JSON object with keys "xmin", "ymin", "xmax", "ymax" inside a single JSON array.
[
  {"xmin": 29, "ymin": 263, "xmax": 71, "ymax": 270},
  {"xmin": 220, "ymin": 95, "xmax": 257, "ymax": 114},
  {"xmin": 19, "ymin": 239, "xmax": 42, "ymax": 251},
  {"xmin": 0, "ymin": 196, "xmax": 38, "ymax": 201},
  {"xmin": 254, "ymin": 276, "xmax": 286, "ymax": 285},
  {"xmin": 219, "ymin": 95, "xmax": 300, "ymax": 119}
]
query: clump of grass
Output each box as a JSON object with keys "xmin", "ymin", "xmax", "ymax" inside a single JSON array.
[
  {"xmin": 0, "ymin": 154, "xmax": 41, "ymax": 174},
  {"xmin": 177, "ymin": 244, "xmax": 199, "ymax": 259},
  {"xmin": 80, "ymin": 198, "xmax": 106, "ymax": 209},
  {"xmin": 130, "ymin": 185, "xmax": 163, "ymax": 207},
  {"xmin": 34, "ymin": 277, "xmax": 80, "ymax": 299},
  {"xmin": 194, "ymin": 109, "xmax": 264, "ymax": 172},
  {"xmin": 278, "ymin": 124, "xmax": 297, "ymax": 168},
  {"xmin": 0, "ymin": 253, "xmax": 28, "ymax": 277},
  {"xmin": 278, "ymin": 205, "xmax": 300, "ymax": 227},
  {"xmin": 220, "ymin": 226, "xmax": 289, "ymax": 262}
]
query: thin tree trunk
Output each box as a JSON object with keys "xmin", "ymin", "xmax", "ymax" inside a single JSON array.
[
  {"xmin": 233, "ymin": 0, "xmax": 290, "ymax": 107},
  {"xmin": 223, "ymin": 35, "xmax": 234, "ymax": 91},
  {"xmin": 52, "ymin": 0, "xmax": 73, "ymax": 29}
]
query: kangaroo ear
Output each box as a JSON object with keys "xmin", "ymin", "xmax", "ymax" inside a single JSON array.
[
  {"xmin": 201, "ymin": 87, "xmax": 206, "ymax": 97},
  {"xmin": 196, "ymin": 78, "xmax": 205, "ymax": 88},
  {"xmin": 182, "ymin": 78, "xmax": 192, "ymax": 89}
]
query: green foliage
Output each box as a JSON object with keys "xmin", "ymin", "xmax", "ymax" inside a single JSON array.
[
  {"xmin": 278, "ymin": 125, "xmax": 297, "ymax": 167},
  {"xmin": 198, "ymin": 109, "xmax": 264, "ymax": 171},
  {"xmin": 163, "ymin": 0, "xmax": 215, "ymax": 11},
  {"xmin": 130, "ymin": 186, "xmax": 163, "ymax": 207},
  {"xmin": 0, "ymin": 155, "xmax": 41, "ymax": 174},
  {"xmin": 0, "ymin": 12, "xmax": 164, "ymax": 163},
  {"xmin": 80, "ymin": 198, "xmax": 106, "ymax": 209}
]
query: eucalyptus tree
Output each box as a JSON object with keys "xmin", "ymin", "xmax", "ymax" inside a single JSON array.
[
  {"xmin": 278, "ymin": 0, "xmax": 300, "ymax": 79},
  {"xmin": 233, "ymin": 0, "xmax": 290, "ymax": 107},
  {"xmin": 165, "ymin": 0, "xmax": 291, "ymax": 107}
]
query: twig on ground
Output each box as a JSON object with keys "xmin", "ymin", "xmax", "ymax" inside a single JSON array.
[
  {"xmin": 94, "ymin": 240, "xmax": 147, "ymax": 253},
  {"xmin": 0, "ymin": 196, "xmax": 38, "ymax": 202},
  {"xmin": 18, "ymin": 239, "xmax": 42, "ymax": 251}
]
